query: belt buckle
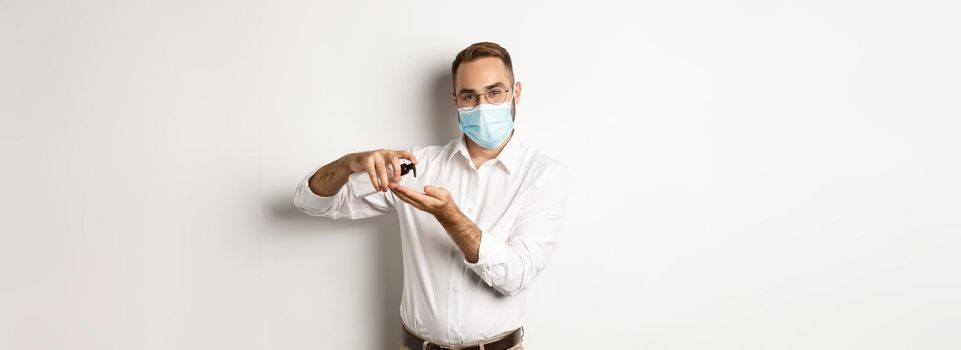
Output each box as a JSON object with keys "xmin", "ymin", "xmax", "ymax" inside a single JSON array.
[
  {"xmin": 425, "ymin": 342, "xmax": 457, "ymax": 350},
  {"xmin": 423, "ymin": 342, "xmax": 450, "ymax": 350},
  {"xmin": 423, "ymin": 341, "xmax": 459, "ymax": 350}
]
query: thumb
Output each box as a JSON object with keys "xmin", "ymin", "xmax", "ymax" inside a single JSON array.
[{"xmin": 424, "ymin": 185, "xmax": 446, "ymax": 198}]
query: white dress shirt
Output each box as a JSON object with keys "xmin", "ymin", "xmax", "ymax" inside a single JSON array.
[{"xmin": 293, "ymin": 130, "xmax": 569, "ymax": 345}]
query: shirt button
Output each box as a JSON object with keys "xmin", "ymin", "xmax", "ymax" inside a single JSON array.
[{"xmin": 466, "ymin": 207, "xmax": 473, "ymax": 213}]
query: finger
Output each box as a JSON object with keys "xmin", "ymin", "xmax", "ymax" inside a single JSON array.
[
  {"xmin": 423, "ymin": 186, "xmax": 451, "ymax": 206},
  {"xmin": 396, "ymin": 185, "xmax": 439, "ymax": 207},
  {"xmin": 391, "ymin": 187, "xmax": 424, "ymax": 210},
  {"xmin": 365, "ymin": 158, "xmax": 379, "ymax": 192},
  {"xmin": 391, "ymin": 188, "xmax": 413, "ymax": 205},
  {"xmin": 424, "ymin": 185, "xmax": 447, "ymax": 199},
  {"xmin": 374, "ymin": 157, "xmax": 388, "ymax": 192},
  {"xmin": 392, "ymin": 185, "xmax": 426, "ymax": 207},
  {"xmin": 389, "ymin": 156, "xmax": 402, "ymax": 181},
  {"xmin": 398, "ymin": 150, "xmax": 418, "ymax": 165},
  {"xmin": 390, "ymin": 187, "xmax": 409, "ymax": 202}
]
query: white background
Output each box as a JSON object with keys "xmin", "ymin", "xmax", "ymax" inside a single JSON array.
[{"xmin": 2, "ymin": 0, "xmax": 959, "ymax": 349}]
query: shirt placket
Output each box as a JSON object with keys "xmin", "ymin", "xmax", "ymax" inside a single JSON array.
[{"xmin": 446, "ymin": 162, "xmax": 480, "ymax": 342}]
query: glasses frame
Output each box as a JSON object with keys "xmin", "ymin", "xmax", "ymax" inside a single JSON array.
[{"xmin": 453, "ymin": 84, "xmax": 516, "ymax": 111}]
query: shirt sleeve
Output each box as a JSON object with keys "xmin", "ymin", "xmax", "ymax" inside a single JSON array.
[
  {"xmin": 293, "ymin": 166, "xmax": 396, "ymax": 219},
  {"xmin": 463, "ymin": 161, "xmax": 570, "ymax": 296}
]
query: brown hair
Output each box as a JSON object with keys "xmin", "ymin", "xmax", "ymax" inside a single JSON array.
[{"xmin": 451, "ymin": 42, "xmax": 514, "ymax": 87}]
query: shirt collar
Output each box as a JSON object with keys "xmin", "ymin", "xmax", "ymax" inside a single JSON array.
[{"xmin": 446, "ymin": 130, "xmax": 524, "ymax": 174}]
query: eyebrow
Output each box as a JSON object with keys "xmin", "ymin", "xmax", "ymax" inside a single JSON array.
[{"xmin": 458, "ymin": 82, "xmax": 508, "ymax": 95}]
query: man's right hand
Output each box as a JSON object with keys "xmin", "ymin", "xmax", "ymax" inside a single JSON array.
[{"xmin": 346, "ymin": 149, "xmax": 418, "ymax": 193}]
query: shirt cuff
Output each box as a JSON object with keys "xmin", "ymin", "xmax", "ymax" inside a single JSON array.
[
  {"xmin": 296, "ymin": 172, "xmax": 342, "ymax": 213},
  {"xmin": 464, "ymin": 228, "xmax": 510, "ymax": 279}
]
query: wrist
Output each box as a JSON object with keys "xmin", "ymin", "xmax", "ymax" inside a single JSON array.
[{"xmin": 435, "ymin": 203, "xmax": 463, "ymax": 225}]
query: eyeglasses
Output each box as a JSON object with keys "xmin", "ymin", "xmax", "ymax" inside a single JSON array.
[{"xmin": 455, "ymin": 87, "xmax": 514, "ymax": 110}]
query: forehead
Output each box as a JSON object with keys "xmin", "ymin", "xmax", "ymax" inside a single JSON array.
[{"xmin": 454, "ymin": 57, "xmax": 512, "ymax": 90}]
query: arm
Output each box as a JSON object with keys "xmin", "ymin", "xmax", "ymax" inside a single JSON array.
[
  {"xmin": 390, "ymin": 183, "xmax": 482, "ymax": 262},
  {"xmin": 306, "ymin": 154, "xmax": 354, "ymax": 197},
  {"xmin": 294, "ymin": 149, "xmax": 418, "ymax": 219},
  {"xmin": 390, "ymin": 163, "xmax": 570, "ymax": 296},
  {"xmin": 436, "ymin": 208, "xmax": 482, "ymax": 263}
]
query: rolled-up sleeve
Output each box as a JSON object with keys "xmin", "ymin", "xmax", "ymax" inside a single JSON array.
[
  {"xmin": 464, "ymin": 162, "xmax": 570, "ymax": 296},
  {"xmin": 293, "ymin": 167, "xmax": 395, "ymax": 219}
]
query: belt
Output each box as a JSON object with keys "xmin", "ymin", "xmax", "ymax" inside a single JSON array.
[{"xmin": 402, "ymin": 325, "xmax": 523, "ymax": 350}]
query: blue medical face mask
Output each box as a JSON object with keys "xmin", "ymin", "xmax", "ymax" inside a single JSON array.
[{"xmin": 457, "ymin": 92, "xmax": 515, "ymax": 149}]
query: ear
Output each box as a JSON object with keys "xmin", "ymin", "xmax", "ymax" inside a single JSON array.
[{"xmin": 513, "ymin": 81, "xmax": 522, "ymax": 106}]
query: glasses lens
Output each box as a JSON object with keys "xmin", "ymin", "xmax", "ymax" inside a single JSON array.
[
  {"xmin": 457, "ymin": 94, "xmax": 478, "ymax": 110},
  {"xmin": 487, "ymin": 88, "xmax": 508, "ymax": 104}
]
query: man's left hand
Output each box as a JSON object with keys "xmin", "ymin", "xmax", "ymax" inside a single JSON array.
[{"xmin": 389, "ymin": 183, "xmax": 459, "ymax": 220}]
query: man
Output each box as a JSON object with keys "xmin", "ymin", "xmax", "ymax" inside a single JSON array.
[{"xmin": 294, "ymin": 42, "xmax": 569, "ymax": 350}]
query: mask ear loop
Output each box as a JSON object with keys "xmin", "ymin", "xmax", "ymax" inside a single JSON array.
[{"xmin": 508, "ymin": 80, "xmax": 519, "ymax": 121}]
